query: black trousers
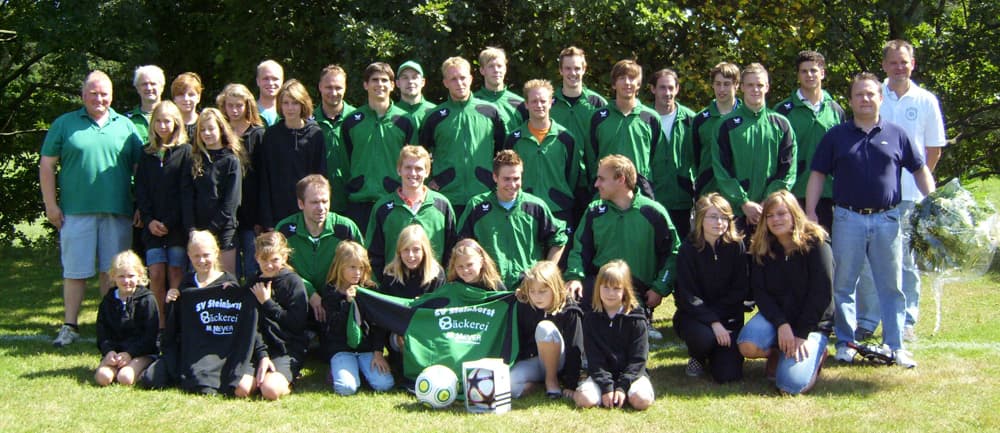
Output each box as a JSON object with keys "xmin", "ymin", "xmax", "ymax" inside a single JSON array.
[{"xmin": 673, "ymin": 310, "xmax": 744, "ymax": 383}]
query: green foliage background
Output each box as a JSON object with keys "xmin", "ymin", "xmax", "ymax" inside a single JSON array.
[{"xmin": 2, "ymin": 0, "xmax": 997, "ymax": 245}]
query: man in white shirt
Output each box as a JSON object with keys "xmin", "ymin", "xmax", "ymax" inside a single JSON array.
[{"xmin": 855, "ymin": 40, "xmax": 947, "ymax": 343}]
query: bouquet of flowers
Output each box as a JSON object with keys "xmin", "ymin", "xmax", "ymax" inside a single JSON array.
[{"xmin": 910, "ymin": 178, "xmax": 999, "ymax": 272}]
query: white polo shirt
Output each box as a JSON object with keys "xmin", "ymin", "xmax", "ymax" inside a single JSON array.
[{"xmin": 881, "ymin": 79, "xmax": 947, "ymax": 201}]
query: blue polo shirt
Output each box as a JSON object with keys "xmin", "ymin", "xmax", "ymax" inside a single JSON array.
[{"xmin": 811, "ymin": 117, "xmax": 924, "ymax": 209}]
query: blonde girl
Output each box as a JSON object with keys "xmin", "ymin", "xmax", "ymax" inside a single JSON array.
[
  {"xmin": 510, "ymin": 261, "xmax": 584, "ymax": 399},
  {"xmin": 216, "ymin": 84, "xmax": 265, "ymax": 280},
  {"xmin": 737, "ymin": 190, "xmax": 833, "ymax": 395},
  {"xmin": 575, "ymin": 260, "xmax": 654, "ymax": 410},
  {"xmin": 247, "ymin": 232, "xmax": 308, "ymax": 400},
  {"xmin": 445, "ymin": 238, "xmax": 504, "ymax": 291},
  {"xmin": 95, "ymin": 250, "xmax": 159, "ymax": 386},
  {"xmin": 184, "ymin": 108, "xmax": 245, "ymax": 275},
  {"xmin": 153, "ymin": 231, "xmax": 255, "ymax": 397},
  {"xmin": 135, "ymin": 100, "xmax": 191, "ymax": 328},
  {"xmin": 673, "ymin": 193, "xmax": 749, "ymax": 382},
  {"xmin": 380, "ymin": 224, "xmax": 446, "ymax": 298},
  {"xmin": 321, "ymin": 241, "xmax": 394, "ymax": 395}
]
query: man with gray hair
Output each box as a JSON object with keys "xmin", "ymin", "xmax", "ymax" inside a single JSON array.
[
  {"xmin": 40, "ymin": 70, "xmax": 144, "ymax": 347},
  {"xmin": 127, "ymin": 65, "xmax": 165, "ymax": 142}
]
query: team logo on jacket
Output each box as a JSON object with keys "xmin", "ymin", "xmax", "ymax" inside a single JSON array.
[
  {"xmin": 512, "ymin": 130, "xmax": 521, "ymax": 138},
  {"xmin": 783, "ymin": 102, "xmax": 793, "ymax": 110},
  {"xmin": 387, "ymin": 202, "xmax": 395, "ymax": 210},
  {"xmin": 905, "ymin": 107, "xmax": 918, "ymax": 121},
  {"xmin": 438, "ymin": 108, "xmax": 450, "ymax": 116},
  {"xmin": 597, "ymin": 204, "xmax": 607, "ymax": 214},
  {"xmin": 287, "ymin": 224, "xmax": 297, "ymax": 234},
  {"xmin": 733, "ymin": 117, "xmax": 743, "ymax": 125},
  {"xmin": 599, "ymin": 109, "xmax": 609, "ymax": 118},
  {"xmin": 480, "ymin": 202, "xmax": 491, "ymax": 212},
  {"xmin": 353, "ymin": 113, "xmax": 363, "ymax": 121},
  {"xmin": 702, "ymin": 111, "xmax": 711, "ymax": 118}
]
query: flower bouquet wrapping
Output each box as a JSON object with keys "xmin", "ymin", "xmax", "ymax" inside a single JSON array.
[
  {"xmin": 909, "ymin": 178, "xmax": 999, "ymax": 332},
  {"xmin": 910, "ymin": 178, "xmax": 999, "ymax": 272}
]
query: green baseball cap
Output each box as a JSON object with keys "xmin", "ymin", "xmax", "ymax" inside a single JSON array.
[{"xmin": 397, "ymin": 60, "xmax": 424, "ymax": 77}]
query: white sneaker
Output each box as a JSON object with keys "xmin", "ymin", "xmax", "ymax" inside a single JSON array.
[
  {"xmin": 647, "ymin": 324, "xmax": 663, "ymax": 340},
  {"xmin": 902, "ymin": 326, "xmax": 918, "ymax": 342},
  {"xmin": 894, "ymin": 349, "xmax": 917, "ymax": 369},
  {"xmin": 834, "ymin": 345, "xmax": 857, "ymax": 363},
  {"xmin": 52, "ymin": 325, "xmax": 79, "ymax": 347}
]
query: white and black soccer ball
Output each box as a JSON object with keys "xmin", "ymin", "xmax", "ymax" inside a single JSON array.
[
  {"xmin": 415, "ymin": 364, "xmax": 458, "ymax": 409},
  {"xmin": 465, "ymin": 367, "xmax": 496, "ymax": 406}
]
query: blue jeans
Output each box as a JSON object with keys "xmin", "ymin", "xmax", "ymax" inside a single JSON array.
[
  {"xmin": 737, "ymin": 314, "xmax": 828, "ymax": 395},
  {"xmin": 831, "ymin": 206, "xmax": 905, "ymax": 350},
  {"xmin": 329, "ymin": 352, "xmax": 394, "ymax": 395},
  {"xmin": 855, "ymin": 201, "xmax": 919, "ymax": 331}
]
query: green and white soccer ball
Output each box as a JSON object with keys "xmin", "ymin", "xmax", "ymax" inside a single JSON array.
[{"xmin": 415, "ymin": 364, "xmax": 458, "ymax": 409}]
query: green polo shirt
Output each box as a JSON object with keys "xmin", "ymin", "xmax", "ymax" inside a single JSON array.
[
  {"xmin": 126, "ymin": 106, "xmax": 151, "ymax": 144},
  {"xmin": 41, "ymin": 107, "xmax": 143, "ymax": 216}
]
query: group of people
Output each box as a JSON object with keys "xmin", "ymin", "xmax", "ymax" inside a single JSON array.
[{"xmin": 40, "ymin": 38, "xmax": 945, "ymax": 406}]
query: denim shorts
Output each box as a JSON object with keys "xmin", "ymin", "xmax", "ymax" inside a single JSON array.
[
  {"xmin": 145, "ymin": 245, "xmax": 187, "ymax": 267},
  {"xmin": 60, "ymin": 214, "xmax": 132, "ymax": 279}
]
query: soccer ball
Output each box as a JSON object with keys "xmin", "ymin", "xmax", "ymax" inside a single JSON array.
[
  {"xmin": 415, "ymin": 365, "xmax": 458, "ymax": 409},
  {"xmin": 465, "ymin": 367, "xmax": 495, "ymax": 407}
]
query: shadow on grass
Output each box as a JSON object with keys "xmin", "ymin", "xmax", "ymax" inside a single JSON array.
[
  {"xmin": 0, "ymin": 337, "xmax": 95, "ymax": 358},
  {"xmin": 21, "ymin": 365, "xmax": 93, "ymax": 384},
  {"xmin": 648, "ymin": 358, "xmax": 886, "ymax": 398}
]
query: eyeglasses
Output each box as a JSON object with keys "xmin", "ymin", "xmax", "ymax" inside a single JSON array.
[{"xmin": 704, "ymin": 214, "xmax": 730, "ymax": 222}]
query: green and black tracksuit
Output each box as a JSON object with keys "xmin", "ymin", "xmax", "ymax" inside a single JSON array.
[
  {"xmin": 365, "ymin": 189, "xmax": 456, "ymax": 278},
  {"xmin": 341, "ymin": 103, "xmax": 416, "ymax": 203},
  {"xmin": 397, "ymin": 99, "xmax": 436, "ymax": 133},
  {"xmin": 457, "ymin": 191, "xmax": 567, "ymax": 289},
  {"xmin": 565, "ymin": 193, "xmax": 680, "ymax": 301},
  {"xmin": 503, "ymin": 121, "xmax": 585, "ymax": 224},
  {"xmin": 276, "ymin": 211, "xmax": 364, "ymax": 296},
  {"xmin": 692, "ymin": 99, "xmax": 741, "ymax": 196},
  {"xmin": 418, "ymin": 97, "xmax": 508, "ymax": 208},
  {"xmin": 713, "ymin": 104, "xmax": 797, "ymax": 216},
  {"xmin": 652, "ymin": 103, "xmax": 697, "ymax": 211},
  {"xmin": 773, "ymin": 91, "xmax": 844, "ymax": 199},
  {"xmin": 550, "ymin": 88, "xmax": 607, "ymax": 181},
  {"xmin": 475, "ymin": 87, "xmax": 524, "ymax": 132},
  {"xmin": 588, "ymin": 102, "xmax": 663, "ymax": 198},
  {"xmin": 315, "ymin": 102, "xmax": 356, "ymax": 212}
]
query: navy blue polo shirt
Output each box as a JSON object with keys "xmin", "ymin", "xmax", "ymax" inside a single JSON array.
[{"xmin": 811, "ymin": 117, "xmax": 924, "ymax": 209}]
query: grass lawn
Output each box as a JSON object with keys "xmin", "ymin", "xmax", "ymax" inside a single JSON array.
[{"xmin": 1, "ymin": 178, "xmax": 997, "ymax": 433}]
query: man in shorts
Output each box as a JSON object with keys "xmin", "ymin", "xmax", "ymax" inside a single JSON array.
[{"xmin": 40, "ymin": 70, "xmax": 144, "ymax": 347}]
